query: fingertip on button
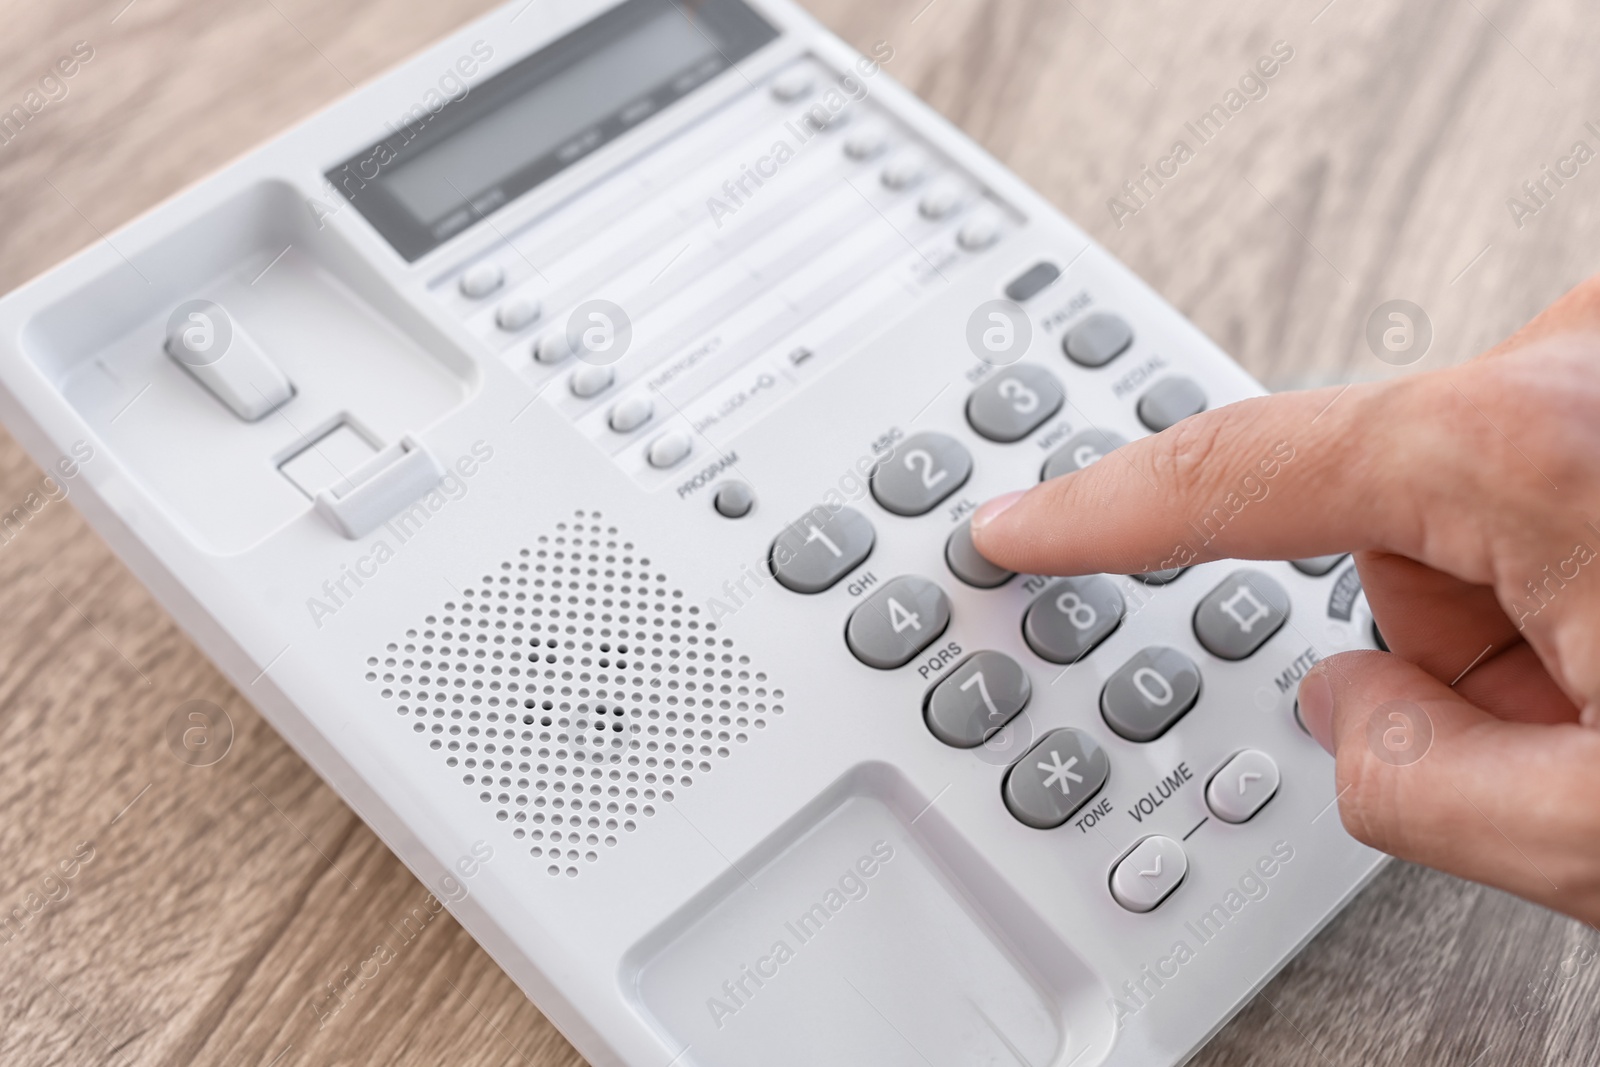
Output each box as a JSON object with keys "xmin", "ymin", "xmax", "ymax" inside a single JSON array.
[
  {"xmin": 970, "ymin": 490, "xmax": 1025, "ymax": 535},
  {"xmin": 1298, "ymin": 669, "xmax": 1335, "ymax": 754}
]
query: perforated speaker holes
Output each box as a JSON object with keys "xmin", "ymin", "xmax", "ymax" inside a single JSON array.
[{"xmin": 364, "ymin": 511, "xmax": 784, "ymax": 878}]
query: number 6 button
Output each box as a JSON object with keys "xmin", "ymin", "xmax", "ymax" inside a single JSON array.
[
  {"xmin": 871, "ymin": 432, "xmax": 972, "ymax": 516},
  {"xmin": 925, "ymin": 651, "xmax": 1031, "ymax": 748},
  {"xmin": 846, "ymin": 576, "xmax": 951, "ymax": 669},
  {"xmin": 966, "ymin": 364, "xmax": 1064, "ymax": 442}
]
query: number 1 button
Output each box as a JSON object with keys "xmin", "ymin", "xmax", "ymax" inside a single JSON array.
[
  {"xmin": 770, "ymin": 506, "xmax": 876, "ymax": 594},
  {"xmin": 846, "ymin": 576, "xmax": 951, "ymax": 669}
]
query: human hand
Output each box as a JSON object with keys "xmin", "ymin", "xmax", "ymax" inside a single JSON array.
[{"xmin": 969, "ymin": 278, "xmax": 1600, "ymax": 927}]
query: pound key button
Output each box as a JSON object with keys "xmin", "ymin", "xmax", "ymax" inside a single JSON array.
[
  {"xmin": 925, "ymin": 650, "xmax": 1031, "ymax": 748},
  {"xmin": 1193, "ymin": 569, "xmax": 1291, "ymax": 660},
  {"xmin": 770, "ymin": 505, "xmax": 875, "ymax": 594},
  {"xmin": 1207, "ymin": 749, "xmax": 1281, "ymax": 824},
  {"xmin": 1003, "ymin": 727, "xmax": 1110, "ymax": 829},
  {"xmin": 845, "ymin": 575, "xmax": 951, "ymax": 670},
  {"xmin": 1111, "ymin": 836, "xmax": 1188, "ymax": 913}
]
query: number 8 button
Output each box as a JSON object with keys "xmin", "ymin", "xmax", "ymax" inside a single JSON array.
[
  {"xmin": 967, "ymin": 365, "xmax": 1064, "ymax": 442},
  {"xmin": 847, "ymin": 575, "xmax": 952, "ymax": 669},
  {"xmin": 871, "ymin": 432, "xmax": 972, "ymax": 516},
  {"xmin": 1023, "ymin": 576, "xmax": 1125, "ymax": 664}
]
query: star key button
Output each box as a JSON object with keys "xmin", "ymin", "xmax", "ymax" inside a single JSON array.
[{"xmin": 1002, "ymin": 727, "xmax": 1110, "ymax": 829}]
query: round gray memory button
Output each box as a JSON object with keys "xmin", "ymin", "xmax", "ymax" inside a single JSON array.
[
  {"xmin": 1193, "ymin": 569, "xmax": 1291, "ymax": 660},
  {"xmin": 535, "ymin": 330, "xmax": 573, "ymax": 365},
  {"xmin": 966, "ymin": 364, "xmax": 1065, "ymax": 443},
  {"xmin": 945, "ymin": 518, "xmax": 1014, "ymax": 588},
  {"xmin": 1003, "ymin": 727, "xmax": 1110, "ymax": 829},
  {"xmin": 1041, "ymin": 428, "xmax": 1127, "ymax": 481},
  {"xmin": 925, "ymin": 651, "xmax": 1031, "ymax": 748},
  {"xmin": 495, "ymin": 295, "xmax": 542, "ymax": 332},
  {"xmin": 871, "ymin": 432, "xmax": 972, "ymax": 516},
  {"xmin": 459, "ymin": 261, "xmax": 505, "ymax": 299},
  {"xmin": 1063, "ymin": 312, "xmax": 1134, "ymax": 367},
  {"xmin": 846, "ymin": 575, "xmax": 951, "ymax": 670},
  {"xmin": 646, "ymin": 430, "xmax": 692, "ymax": 469},
  {"xmin": 1023, "ymin": 576, "xmax": 1125, "ymax": 664},
  {"xmin": 1137, "ymin": 376, "xmax": 1208, "ymax": 432},
  {"xmin": 569, "ymin": 363, "xmax": 614, "ymax": 398},
  {"xmin": 713, "ymin": 481, "xmax": 754, "ymax": 519},
  {"xmin": 1291, "ymin": 554, "xmax": 1349, "ymax": 576},
  {"xmin": 770, "ymin": 506, "xmax": 875, "ymax": 594},
  {"xmin": 1101, "ymin": 646, "xmax": 1203, "ymax": 742}
]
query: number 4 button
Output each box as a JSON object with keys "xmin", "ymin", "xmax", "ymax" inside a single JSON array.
[{"xmin": 846, "ymin": 575, "xmax": 951, "ymax": 669}]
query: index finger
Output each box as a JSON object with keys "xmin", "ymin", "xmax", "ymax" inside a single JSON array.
[{"xmin": 968, "ymin": 378, "xmax": 1427, "ymax": 576}]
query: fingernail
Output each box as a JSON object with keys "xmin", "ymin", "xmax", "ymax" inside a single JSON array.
[
  {"xmin": 1299, "ymin": 669, "xmax": 1335, "ymax": 754},
  {"xmin": 971, "ymin": 490, "xmax": 1026, "ymax": 533}
]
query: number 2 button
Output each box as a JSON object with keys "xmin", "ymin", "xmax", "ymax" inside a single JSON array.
[
  {"xmin": 847, "ymin": 575, "xmax": 952, "ymax": 669},
  {"xmin": 871, "ymin": 432, "xmax": 973, "ymax": 516}
]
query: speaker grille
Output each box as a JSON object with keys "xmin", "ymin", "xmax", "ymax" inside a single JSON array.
[{"xmin": 365, "ymin": 511, "xmax": 784, "ymax": 878}]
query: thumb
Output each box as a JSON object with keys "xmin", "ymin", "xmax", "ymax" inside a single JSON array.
[{"xmin": 1298, "ymin": 651, "xmax": 1600, "ymax": 923}]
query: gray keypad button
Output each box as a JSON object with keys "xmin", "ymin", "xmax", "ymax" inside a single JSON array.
[
  {"xmin": 945, "ymin": 518, "xmax": 1014, "ymax": 588},
  {"xmin": 846, "ymin": 575, "xmax": 952, "ymax": 669},
  {"xmin": 871, "ymin": 432, "xmax": 973, "ymax": 516},
  {"xmin": 966, "ymin": 365, "xmax": 1065, "ymax": 443},
  {"xmin": 1005, "ymin": 261, "xmax": 1060, "ymax": 303},
  {"xmin": 770, "ymin": 506, "xmax": 875, "ymax": 594},
  {"xmin": 1063, "ymin": 312, "xmax": 1134, "ymax": 368},
  {"xmin": 1291, "ymin": 554, "xmax": 1349, "ymax": 577},
  {"xmin": 1137, "ymin": 376, "xmax": 1208, "ymax": 432},
  {"xmin": 1101, "ymin": 646, "xmax": 1203, "ymax": 742},
  {"xmin": 713, "ymin": 482, "xmax": 754, "ymax": 519},
  {"xmin": 1193, "ymin": 569, "xmax": 1291, "ymax": 660},
  {"xmin": 1041, "ymin": 428, "xmax": 1128, "ymax": 481},
  {"xmin": 1132, "ymin": 567, "xmax": 1187, "ymax": 586},
  {"xmin": 1022, "ymin": 576, "xmax": 1125, "ymax": 664},
  {"xmin": 1003, "ymin": 727, "xmax": 1111, "ymax": 829},
  {"xmin": 925, "ymin": 651, "xmax": 1031, "ymax": 748}
]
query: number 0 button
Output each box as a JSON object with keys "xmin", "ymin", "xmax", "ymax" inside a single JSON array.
[
  {"xmin": 925, "ymin": 651, "xmax": 1031, "ymax": 748},
  {"xmin": 846, "ymin": 575, "xmax": 951, "ymax": 669},
  {"xmin": 1023, "ymin": 576, "xmax": 1125, "ymax": 664},
  {"xmin": 1101, "ymin": 647, "xmax": 1202, "ymax": 742},
  {"xmin": 770, "ymin": 506, "xmax": 875, "ymax": 594},
  {"xmin": 871, "ymin": 432, "xmax": 972, "ymax": 516},
  {"xmin": 967, "ymin": 364, "xmax": 1064, "ymax": 442}
]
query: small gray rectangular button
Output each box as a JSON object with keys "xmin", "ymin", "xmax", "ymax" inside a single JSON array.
[
  {"xmin": 1023, "ymin": 576, "xmax": 1125, "ymax": 664},
  {"xmin": 925, "ymin": 651, "xmax": 1031, "ymax": 748},
  {"xmin": 1193, "ymin": 570, "xmax": 1291, "ymax": 660},
  {"xmin": 1137, "ymin": 376, "xmax": 1208, "ymax": 431},
  {"xmin": 1101, "ymin": 646, "xmax": 1202, "ymax": 742},
  {"xmin": 1004, "ymin": 261, "xmax": 1061, "ymax": 302},
  {"xmin": 967, "ymin": 364, "xmax": 1064, "ymax": 443},
  {"xmin": 871, "ymin": 432, "xmax": 972, "ymax": 516},
  {"xmin": 770, "ymin": 506, "xmax": 875, "ymax": 594},
  {"xmin": 1004, "ymin": 728, "xmax": 1110, "ymax": 829},
  {"xmin": 846, "ymin": 575, "xmax": 951, "ymax": 669}
]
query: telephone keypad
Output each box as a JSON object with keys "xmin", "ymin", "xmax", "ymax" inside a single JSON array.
[
  {"xmin": 846, "ymin": 575, "xmax": 952, "ymax": 669},
  {"xmin": 966, "ymin": 364, "xmax": 1065, "ymax": 443}
]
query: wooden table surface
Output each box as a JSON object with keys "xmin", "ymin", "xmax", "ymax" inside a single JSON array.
[{"xmin": 2, "ymin": 0, "xmax": 1599, "ymax": 1064}]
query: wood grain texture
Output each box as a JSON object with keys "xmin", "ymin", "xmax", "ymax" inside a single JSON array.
[{"xmin": 1, "ymin": 1, "xmax": 1597, "ymax": 1065}]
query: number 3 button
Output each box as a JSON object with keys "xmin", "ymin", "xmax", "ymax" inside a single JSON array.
[
  {"xmin": 847, "ymin": 575, "xmax": 951, "ymax": 669},
  {"xmin": 871, "ymin": 432, "xmax": 972, "ymax": 516},
  {"xmin": 967, "ymin": 365, "xmax": 1064, "ymax": 443}
]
